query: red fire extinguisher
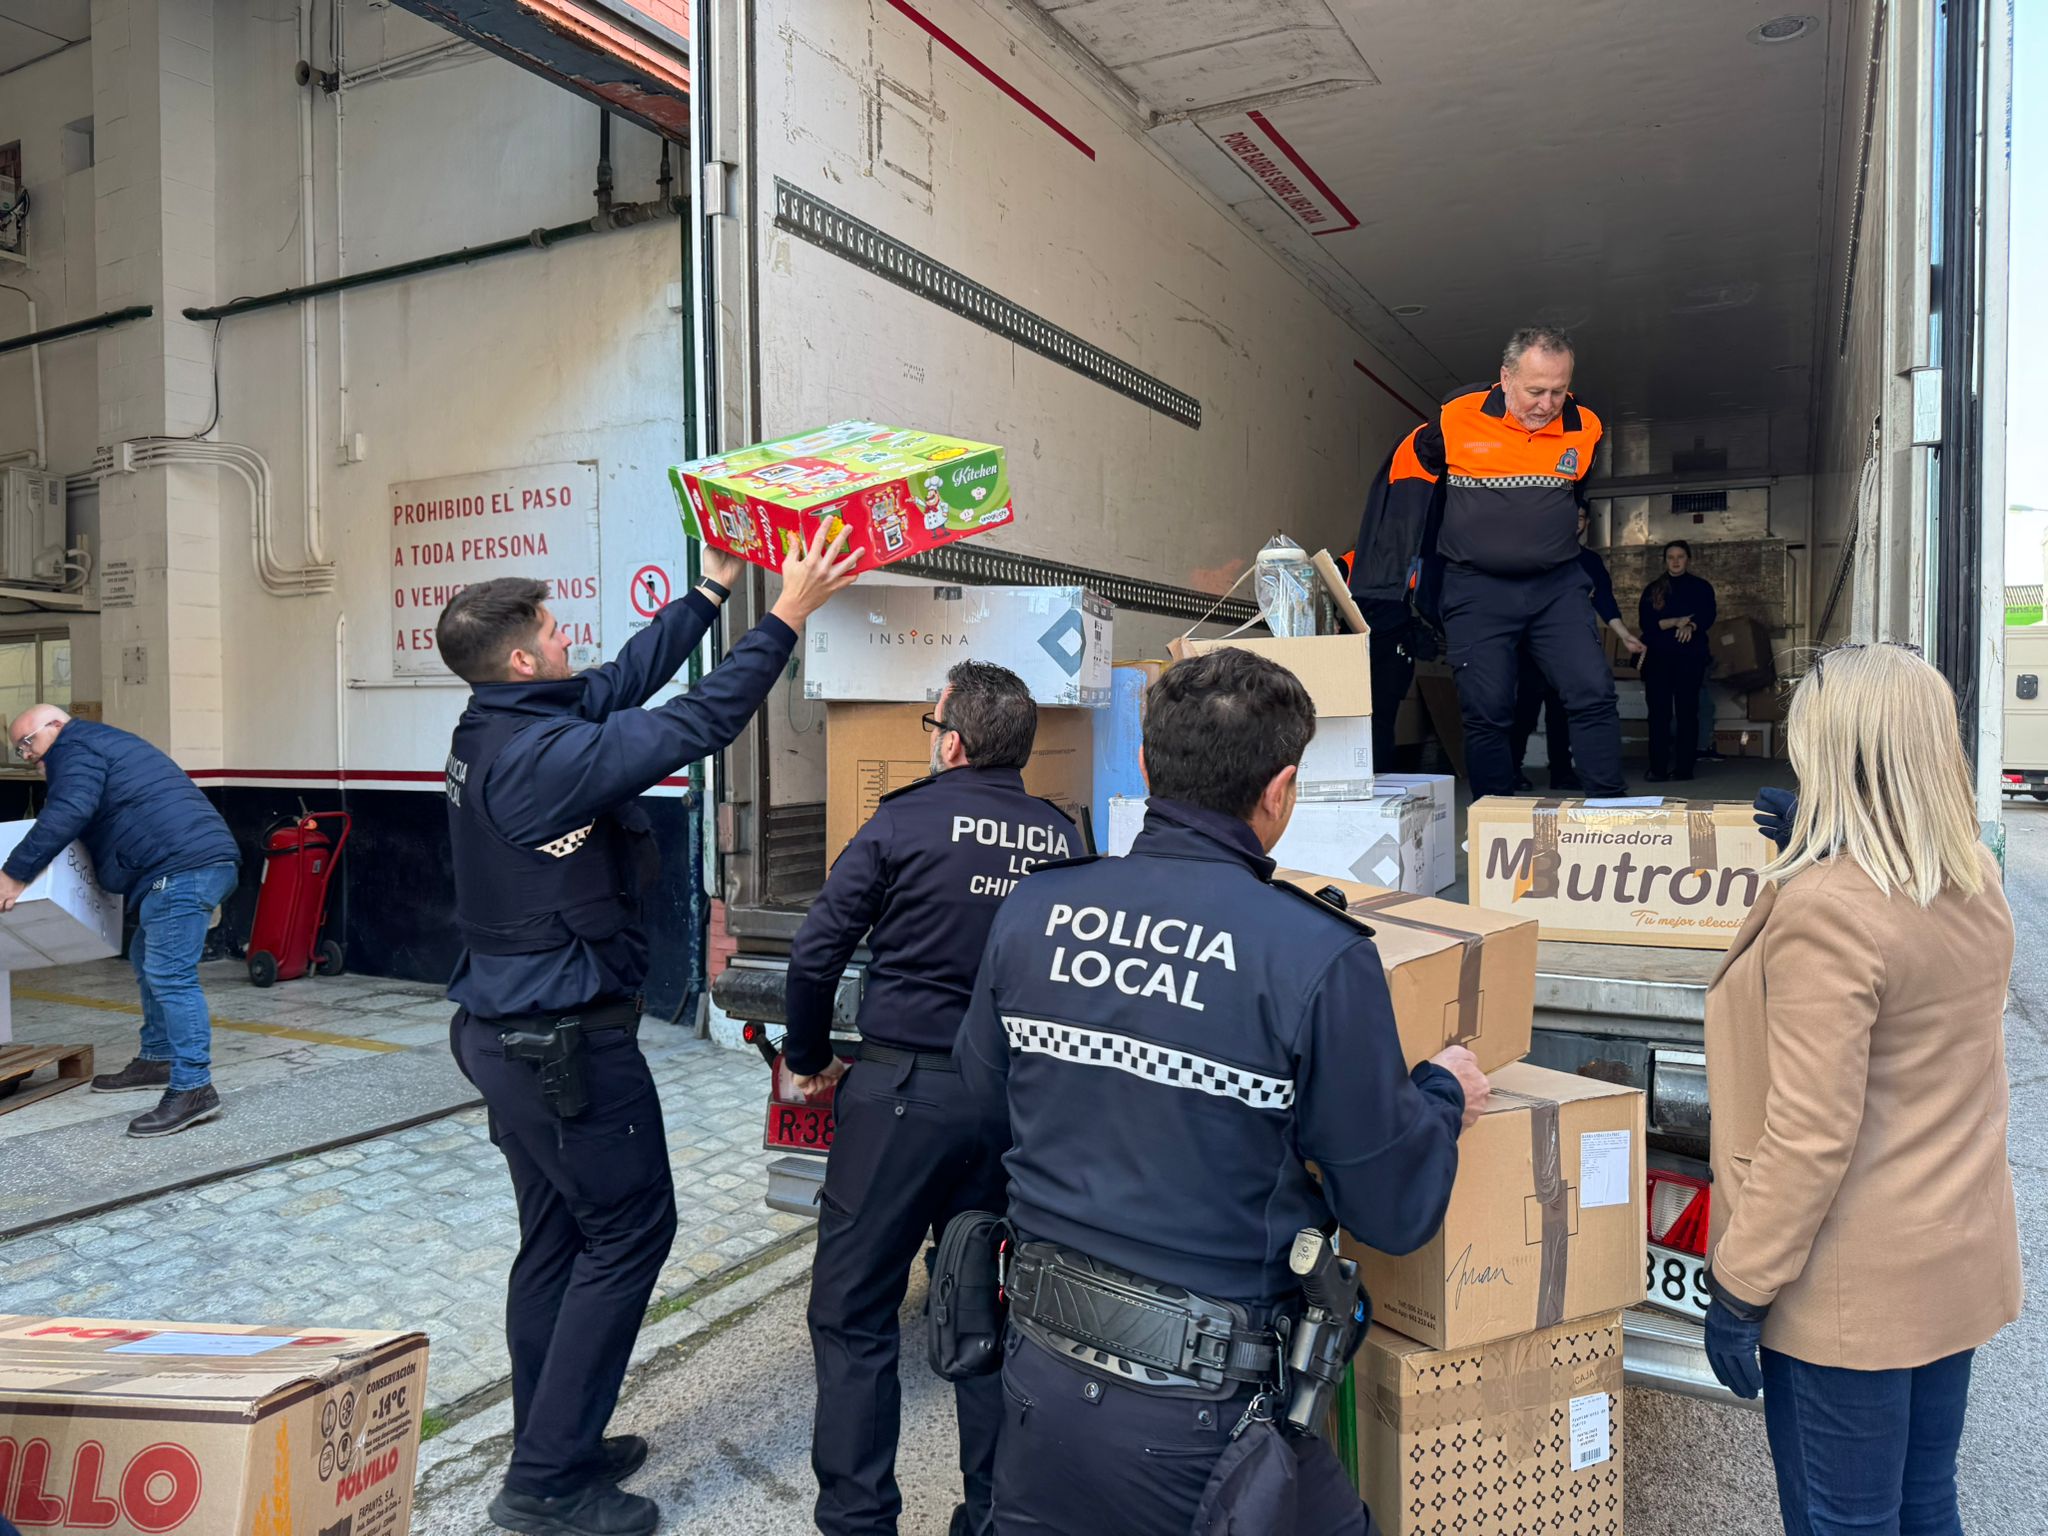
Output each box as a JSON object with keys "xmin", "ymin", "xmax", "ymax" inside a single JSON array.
[{"xmin": 245, "ymin": 810, "xmax": 351, "ymax": 987}]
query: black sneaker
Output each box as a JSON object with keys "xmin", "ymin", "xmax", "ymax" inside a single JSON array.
[
  {"xmin": 126, "ymin": 1084, "xmax": 222, "ymax": 1138},
  {"xmin": 91, "ymin": 1056, "xmax": 172, "ymax": 1094},
  {"xmin": 599, "ymin": 1435, "xmax": 647, "ymax": 1483},
  {"xmin": 488, "ymin": 1482, "xmax": 658, "ymax": 1536}
]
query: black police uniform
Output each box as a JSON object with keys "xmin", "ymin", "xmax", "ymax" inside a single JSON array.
[
  {"xmin": 955, "ymin": 798, "xmax": 1467, "ymax": 1536},
  {"xmin": 445, "ymin": 587, "xmax": 795, "ymax": 1501},
  {"xmin": 1512, "ymin": 544, "xmax": 1625, "ymax": 789},
  {"xmin": 785, "ymin": 765, "xmax": 1081, "ymax": 1536}
]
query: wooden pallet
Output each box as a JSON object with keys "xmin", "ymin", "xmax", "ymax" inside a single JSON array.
[{"xmin": 0, "ymin": 1043, "xmax": 95, "ymax": 1114}]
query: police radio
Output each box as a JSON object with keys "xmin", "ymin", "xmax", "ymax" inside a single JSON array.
[{"xmin": 1282, "ymin": 1228, "xmax": 1367, "ymax": 1436}]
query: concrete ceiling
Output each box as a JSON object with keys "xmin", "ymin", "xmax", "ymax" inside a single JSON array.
[
  {"xmin": 0, "ymin": 0, "xmax": 89, "ymax": 77},
  {"xmin": 1037, "ymin": 0, "xmax": 1853, "ymax": 466}
]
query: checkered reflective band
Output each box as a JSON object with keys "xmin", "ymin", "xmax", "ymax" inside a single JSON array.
[
  {"xmin": 535, "ymin": 824, "xmax": 594, "ymax": 859},
  {"xmin": 1002, "ymin": 1016, "xmax": 1295, "ymax": 1111},
  {"xmin": 1447, "ymin": 473, "xmax": 1574, "ymax": 490}
]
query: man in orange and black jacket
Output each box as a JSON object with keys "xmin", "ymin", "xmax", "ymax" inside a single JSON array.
[{"xmin": 1352, "ymin": 327, "xmax": 1624, "ymax": 798}]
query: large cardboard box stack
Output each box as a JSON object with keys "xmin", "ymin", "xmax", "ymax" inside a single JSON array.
[
  {"xmin": 1466, "ymin": 796, "xmax": 1773, "ymax": 949},
  {"xmin": 803, "ymin": 584, "xmax": 1114, "ymax": 706},
  {"xmin": 0, "ymin": 1317, "xmax": 428, "ymax": 1535},
  {"xmin": 825, "ymin": 704, "xmax": 1093, "ymax": 865},
  {"xmin": 1354, "ymin": 1312, "xmax": 1625, "ymax": 1536},
  {"xmin": 671, "ymin": 420, "xmax": 1014, "ymax": 575}
]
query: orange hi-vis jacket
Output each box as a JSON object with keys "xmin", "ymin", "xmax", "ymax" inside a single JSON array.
[{"xmin": 1395, "ymin": 384, "xmax": 1603, "ymax": 578}]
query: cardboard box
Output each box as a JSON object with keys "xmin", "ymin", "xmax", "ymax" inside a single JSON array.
[
  {"xmin": 1373, "ymin": 773, "xmax": 1456, "ymax": 894},
  {"xmin": 1271, "ymin": 794, "xmax": 1428, "ymax": 893},
  {"xmin": 1298, "ymin": 715, "xmax": 1375, "ymax": 800},
  {"xmin": 1348, "ymin": 1061, "xmax": 1645, "ymax": 1350},
  {"xmin": 1613, "ymin": 679, "xmax": 1647, "ymax": 721},
  {"xmin": 825, "ymin": 704, "xmax": 1092, "ymax": 866},
  {"xmin": 1467, "ymin": 796, "xmax": 1772, "ymax": 949},
  {"xmin": 0, "ymin": 823, "xmax": 124, "ymax": 969},
  {"xmin": 1273, "ymin": 872, "xmax": 1537, "ymax": 1074},
  {"xmin": 0, "ymin": 1317, "xmax": 427, "ymax": 1535},
  {"xmin": 1172, "ymin": 632, "xmax": 1373, "ymax": 716},
  {"xmin": 1352, "ymin": 1312, "xmax": 1624, "ymax": 1536},
  {"xmin": 670, "ymin": 420, "xmax": 1013, "ymax": 575},
  {"xmin": 1708, "ymin": 616, "xmax": 1776, "ymax": 687},
  {"xmin": 1713, "ymin": 723, "xmax": 1774, "ymax": 758},
  {"xmin": 803, "ymin": 585, "xmax": 1113, "ymax": 706}
]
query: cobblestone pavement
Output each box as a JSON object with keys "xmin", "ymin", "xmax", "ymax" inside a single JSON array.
[{"xmin": 0, "ymin": 1014, "xmax": 809, "ymax": 1411}]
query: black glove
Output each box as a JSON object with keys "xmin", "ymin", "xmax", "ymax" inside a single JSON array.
[
  {"xmin": 1753, "ymin": 787, "xmax": 1797, "ymax": 852},
  {"xmin": 1704, "ymin": 1268, "xmax": 1768, "ymax": 1400},
  {"xmin": 1397, "ymin": 623, "xmax": 1442, "ymax": 664}
]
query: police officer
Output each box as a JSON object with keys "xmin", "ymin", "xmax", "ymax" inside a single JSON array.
[
  {"xmin": 786, "ymin": 660, "xmax": 1080, "ymax": 1536},
  {"xmin": 956, "ymin": 648, "xmax": 1490, "ymax": 1536},
  {"xmin": 438, "ymin": 527, "xmax": 859, "ymax": 1536},
  {"xmin": 1383, "ymin": 326, "xmax": 1623, "ymax": 798}
]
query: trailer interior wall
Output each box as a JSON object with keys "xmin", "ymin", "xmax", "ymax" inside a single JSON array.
[{"xmin": 728, "ymin": 0, "xmax": 1420, "ymax": 815}]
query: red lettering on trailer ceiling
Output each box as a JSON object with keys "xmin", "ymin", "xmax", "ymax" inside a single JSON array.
[{"xmin": 1206, "ymin": 110, "xmax": 1359, "ymax": 237}]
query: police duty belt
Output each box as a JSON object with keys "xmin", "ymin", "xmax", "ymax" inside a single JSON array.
[{"xmin": 1007, "ymin": 1242, "xmax": 1279, "ymax": 1399}]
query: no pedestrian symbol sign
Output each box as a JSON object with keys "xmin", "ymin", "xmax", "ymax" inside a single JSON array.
[{"xmin": 631, "ymin": 565, "xmax": 671, "ymax": 617}]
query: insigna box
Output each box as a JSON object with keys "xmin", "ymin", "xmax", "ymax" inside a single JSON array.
[
  {"xmin": 1467, "ymin": 796, "xmax": 1772, "ymax": 949},
  {"xmin": 669, "ymin": 420, "xmax": 1014, "ymax": 574},
  {"xmin": 801, "ymin": 585, "xmax": 1113, "ymax": 706},
  {"xmin": 0, "ymin": 823, "xmax": 123, "ymax": 969},
  {"xmin": 0, "ymin": 1317, "xmax": 428, "ymax": 1535}
]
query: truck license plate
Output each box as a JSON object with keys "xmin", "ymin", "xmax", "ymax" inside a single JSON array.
[
  {"xmin": 765, "ymin": 1099, "xmax": 835, "ymax": 1151},
  {"xmin": 1645, "ymin": 1243, "xmax": 1709, "ymax": 1320}
]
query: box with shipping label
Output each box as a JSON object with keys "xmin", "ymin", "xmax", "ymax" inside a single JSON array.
[
  {"xmin": 1352, "ymin": 1312, "xmax": 1624, "ymax": 1536},
  {"xmin": 1613, "ymin": 679, "xmax": 1647, "ymax": 721},
  {"xmin": 1170, "ymin": 632, "xmax": 1372, "ymax": 717},
  {"xmin": 0, "ymin": 1317, "xmax": 428, "ymax": 1536},
  {"xmin": 1708, "ymin": 616, "xmax": 1776, "ymax": 687},
  {"xmin": 1467, "ymin": 795, "xmax": 1772, "ymax": 949},
  {"xmin": 1713, "ymin": 723, "xmax": 1774, "ymax": 758},
  {"xmin": 1272, "ymin": 872, "xmax": 1536, "ymax": 1075},
  {"xmin": 1347, "ymin": 1061, "xmax": 1645, "ymax": 1350},
  {"xmin": 1297, "ymin": 715, "xmax": 1375, "ymax": 800},
  {"xmin": 803, "ymin": 585, "xmax": 1113, "ymax": 706},
  {"xmin": 1271, "ymin": 794, "xmax": 1429, "ymax": 894},
  {"xmin": 0, "ymin": 824, "xmax": 124, "ymax": 969},
  {"xmin": 1372, "ymin": 773, "xmax": 1456, "ymax": 894},
  {"xmin": 824, "ymin": 703, "xmax": 1092, "ymax": 868},
  {"xmin": 670, "ymin": 420, "xmax": 1013, "ymax": 575},
  {"xmin": 1106, "ymin": 794, "xmax": 1146, "ymax": 858}
]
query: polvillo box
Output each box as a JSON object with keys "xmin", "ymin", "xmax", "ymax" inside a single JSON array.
[
  {"xmin": 803, "ymin": 585, "xmax": 1113, "ymax": 706},
  {"xmin": 670, "ymin": 420, "xmax": 1014, "ymax": 575},
  {"xmin": 0, "ymin": 1317, "xmax": 428, "ymax": 1535},
  {"xmin": 0, "ymin": 823, "xmax": 124, "ymax": 968},
  {"xmin": 1467, "ymin": 795, "xmax": 1772, "ymax": 949},
  {"xmin": 1269, "ymin": 794, "xmax": 1428, "ymax": 892},
  {"xmin": 1351, "ymin": 1312, "xmax": 1624, "ymax": 1536},
  {"xmin": 1272, "ymin": 872, "xmax": 1536, "ymax": 1076},
  {"xmin": 1372, "ymin": 774, "xmax": 1456, "ymax": 894},
  {"xmin": 1345, "ymin": 1061, "xmax": 1645, "ymax": 1351}
]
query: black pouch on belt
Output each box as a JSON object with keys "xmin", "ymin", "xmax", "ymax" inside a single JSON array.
[{"xmin": 928, "ymin": 1209, "xmax": 1012, "ymax": 1381}]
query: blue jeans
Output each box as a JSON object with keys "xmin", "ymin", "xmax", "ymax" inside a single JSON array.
[
  {"xmin": 1761, "ymin": 1347, "xmax": 1975, "ymax": 1536},
  {"xmin": 130, "ymin": 862, "xmax": 240, "ymax": 1092}
]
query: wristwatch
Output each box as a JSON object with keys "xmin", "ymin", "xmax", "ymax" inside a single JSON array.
[{"xmin": 696, "ymin": 576, "xmax": 731, "ymax": 603}]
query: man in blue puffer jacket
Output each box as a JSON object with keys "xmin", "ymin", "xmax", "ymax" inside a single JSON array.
[{"xmin": 0, "ymin": 706, "xmax": 241, "ymax": 1137}]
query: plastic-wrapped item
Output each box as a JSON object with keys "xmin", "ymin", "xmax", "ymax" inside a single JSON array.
[{"xmin": 1254, "ymin": 534, "xmax": 1319, "ymax": 638}]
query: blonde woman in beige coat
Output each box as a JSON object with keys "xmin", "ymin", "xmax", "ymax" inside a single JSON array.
[{"xmin": 1703, "ymin": 642, "xmax": 2022, "ymax": 1536}]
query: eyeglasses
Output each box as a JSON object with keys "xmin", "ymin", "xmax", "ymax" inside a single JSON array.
[
  {"xmin": 1811, "ymin": 640, "xmax": 1923, "ymax": 687},
  {"xmin": 14, "ymin": 723, "xmax": 52, "ymax": 756},
  {"xmin": 922, "ymin": 713, "xmax": 973, "ymax": 755}
]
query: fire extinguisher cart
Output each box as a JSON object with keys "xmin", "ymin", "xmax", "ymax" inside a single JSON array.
[{"xmin": 245, "ymin": 811, "xmax": 351, "ymax": 987}]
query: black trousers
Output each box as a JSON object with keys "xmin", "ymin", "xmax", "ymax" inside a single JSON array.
[
  {"xmin": 808, "ymin": 1055, "xmax": 1006, "ymax": 1536},
  {"xmin": 1369, "ymin": 628, "xmax": 1417, "ymax": 772},
  {"xmin": 1441, "ymin": 563, "xmax": 1625, "ymax": 798},
  {"xmin": 1644, "ymin": 657, "xmax": 1708, "ymax": 777},
  {"xmin": 992, "ymin": 1334, "xmax": 1370, "ymax": 1536},
  {"xmin": 1509, "ymin": 645, "xmax": 1577, "ymax": 788},
  {"xmin": 450, "ymin": 1009, "xmax": 677, "ymax": 1497}
]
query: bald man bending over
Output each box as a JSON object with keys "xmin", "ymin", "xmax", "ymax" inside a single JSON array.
[{"xmin": 2, "ymin": 706, "xmax": 241, "ymax": 1137}]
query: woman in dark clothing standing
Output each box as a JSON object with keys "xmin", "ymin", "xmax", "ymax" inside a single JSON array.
[{"xmin": 1638, "ymin": 541, "xmax": 1717, "ymax": 781}]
